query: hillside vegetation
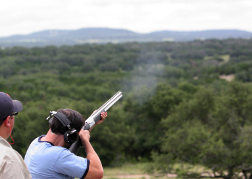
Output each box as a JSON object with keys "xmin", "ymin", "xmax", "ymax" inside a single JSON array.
[{"xmin": 1, "ymin": 38, "xmax": 252, "ymax": 178}]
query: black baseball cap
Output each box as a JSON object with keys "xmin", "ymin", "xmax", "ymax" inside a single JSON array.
[{"xmin": 0, "ymin": 92, "xmax": 23, "ymax": 121}]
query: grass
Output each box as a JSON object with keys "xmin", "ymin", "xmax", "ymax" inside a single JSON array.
[
  {"xmin": 219, "ymin": 54, "xmax": 230, "ymax": 65},
  {"xmin": 103, "ymin": 163, "xmax": 163, "ymax": 179},
  {"xmin": 104, "ymin": 163, "xmax": 148, "ymax": 176},
  {"xmin": 103, "ymin": 163, "xmax": 177, "ymax": 179},
  {"xmin": 203, "ymin": 54, "xmax": 230, "ymax": 65},
  {"xmin": 103, "ymin": 162, "xmax": 212, "ymax": 179}
]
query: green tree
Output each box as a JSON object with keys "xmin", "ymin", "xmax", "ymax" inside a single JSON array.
[{"xmin": 149, "ymin": 82, "xmax": 252, "ymax": 179}]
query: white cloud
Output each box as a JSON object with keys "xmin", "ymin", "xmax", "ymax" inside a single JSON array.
[{"xmin": 0, "ymin": 0, "xmax": 252, "ymax": 37}]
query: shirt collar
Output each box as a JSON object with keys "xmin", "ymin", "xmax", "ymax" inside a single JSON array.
[{"xmin": 0, "ymin": 136, "xmax": 12, "ymax": 148}]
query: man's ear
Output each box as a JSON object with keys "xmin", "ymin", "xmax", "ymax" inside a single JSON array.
[{"xmin": 4, "ymin": 116, "xmax": 11, "ymax": 127}]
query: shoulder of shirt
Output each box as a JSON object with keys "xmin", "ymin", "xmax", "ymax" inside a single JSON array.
[
  {"xmin": 0, "ymin": 138, "xmax": 26, "ymax": 166},
  {"xmin": 28, "ymin": 135, "xmax": 73, "ymax": 157}
]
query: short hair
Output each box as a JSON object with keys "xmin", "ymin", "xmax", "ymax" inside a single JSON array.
[
  {"xmin": 49, "ymin": 109, "xmax": 85, "ymax": 135},
  {"xmin": 0, "ymin": 118, "xmax": 6, "ymax": 126}
]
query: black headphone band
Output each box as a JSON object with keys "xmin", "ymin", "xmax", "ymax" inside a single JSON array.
[{"xmin": 54, "ymin": 111, "xmax": 72, "ymax": 129}]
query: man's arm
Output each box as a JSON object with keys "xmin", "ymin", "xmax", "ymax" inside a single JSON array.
[{"xmin": 79, "ymin": 130, "xmax": 103, "ymax": 179}]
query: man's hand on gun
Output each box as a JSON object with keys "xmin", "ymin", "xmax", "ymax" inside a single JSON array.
[
  {"xmin": 79, "ymin": 112, "xmax": 107, "ymax": 146},
  {"xmin": 79, "ymin": 130, "xmax": 90, "ymax": 143},
  {"xmin": 96, "ymin": 112, "xmax": 107, "ymax": 125},
  {"xmin": 88, "ymin": 111, "xmax": 107, "ymax": 132}
]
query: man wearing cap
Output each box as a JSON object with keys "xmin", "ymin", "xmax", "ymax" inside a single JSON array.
[{"xmin": 0, "ymin": 92, "xmax": 32, "ymax": 179}]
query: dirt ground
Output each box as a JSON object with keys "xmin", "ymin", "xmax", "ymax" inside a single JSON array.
[
  {"xmin": 104, "ymin": 173, "xmax": 177, "ymax": 178},
  {"xmin": 103, "ymin": 174, "xmax": 151, "ymax": 178},
  {"xmin": 219, "ymin": 74, "xmax": 234, "ymax": 81}
]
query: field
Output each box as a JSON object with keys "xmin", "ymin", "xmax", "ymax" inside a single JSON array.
[
  {"xmin": 103, "ymin": 163, "xmax": 213, "ymax": 179},
  {"xmin": 103, "ymin": 163, "xmax": 178, "ymax": 179},
  {"xmin": 104, "ymin": 163, "xmax": 151, "ymax": 179},
  {"xmin": 103, "ymin": 163, "xmax": 164, "ymax": 179}
]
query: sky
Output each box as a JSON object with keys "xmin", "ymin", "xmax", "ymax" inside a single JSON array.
[{"xmin": 1, "ymin": 0, "xmax": 252, "ymax": 37}]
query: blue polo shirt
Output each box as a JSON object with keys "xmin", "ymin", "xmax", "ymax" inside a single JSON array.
[{"xmin": 24, "ymin": 135, "xmax": 89, "ymax": 179}]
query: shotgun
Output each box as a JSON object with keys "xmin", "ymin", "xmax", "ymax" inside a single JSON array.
[{"xmin": 69, "ymin": 91, "xmax": 123, "ymax": 154}]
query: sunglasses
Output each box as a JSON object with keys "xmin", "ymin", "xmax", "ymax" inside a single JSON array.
[{"xmin": 11, "ymin": 112, "xmax": 18, "ymax": 116}]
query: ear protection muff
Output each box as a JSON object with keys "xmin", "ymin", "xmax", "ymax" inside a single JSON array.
[{"xmin": 46, "ymin": 111, "xmax": 78, "ymax": 144}]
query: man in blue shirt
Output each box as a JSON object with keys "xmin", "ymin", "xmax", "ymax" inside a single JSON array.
[{"xmin": 24, "ymin": 108, "xmax": 107, "ymax": 179}]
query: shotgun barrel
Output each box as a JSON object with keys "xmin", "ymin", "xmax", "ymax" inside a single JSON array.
[{"xmin": 69, "ymin": 91, "xmax": 123, "ymax": 154}]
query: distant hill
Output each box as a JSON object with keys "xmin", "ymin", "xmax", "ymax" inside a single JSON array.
[{"xmin": 0, "ymin": 28, "xmax": 252, "ymax": 48}]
